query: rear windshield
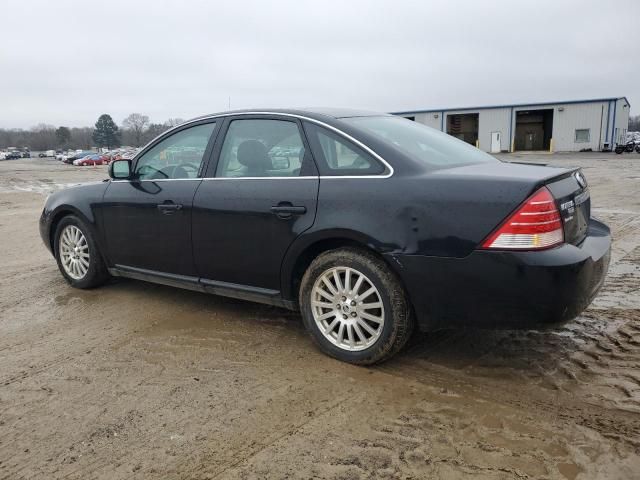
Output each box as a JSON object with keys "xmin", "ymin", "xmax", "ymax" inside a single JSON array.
[{"xmin": 344, "ymin": 116, "xmax": 498, "ymax": 168}]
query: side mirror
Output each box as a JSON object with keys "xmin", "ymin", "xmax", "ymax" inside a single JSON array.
[{"xmin": 109, "ymin": 159, "xmax": 131, "ymax": 179}]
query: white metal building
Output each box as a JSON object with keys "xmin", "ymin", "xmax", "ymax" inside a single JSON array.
[{"xmin": 392, "ymin": 97, "xmax": 630, "ymax": 153}]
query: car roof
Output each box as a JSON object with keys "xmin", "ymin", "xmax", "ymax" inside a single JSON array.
[{"xmin": 190, "ymin": 107, "xmax": 389, "ymax": 123}]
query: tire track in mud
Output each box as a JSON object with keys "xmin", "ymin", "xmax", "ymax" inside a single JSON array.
[{"xmin": 376, "ymin": 307, "xmax": 640, "ymax": 450}]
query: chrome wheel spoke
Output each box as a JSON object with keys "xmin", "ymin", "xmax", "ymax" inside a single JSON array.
[
  {"xmin": 361, "ymin": 311, "xmax": 383, "ymax": 324},
  {"xmin": 336, "ymin": 323, "xmax": 345, "ymax": 344},
  {"xmin": 317, "ymin": 288, "xmax": 334, "ymax": 302},
  {"xmin": 321, "ymin": 277, "xmax": 338, "ymax": 296},
  {"xmin": 312, "ymin": 300, "xmax": 334, "ymax": 309},
  {"xmin": 311, "ymin": 265, "xmax": 385, "ymax": 352},
  {"xmin": 357, "ymin": 319, "xmax": 377, "ymax": 336},
  {"xmin": 353, "ymin": 322, "xmax": 366, "ymax": 344},
  {"xmin": 344, "ymin": 269, "xmax": 352, "ymax": 293},
  {"xmin": 333, "ymin": 270, "xmax": 343, "ymax": 292},
  {"xmin": 352, "ymin": 275, "xmax": 364, "ymax": 295},
  {"xmin": 358, "ymin": 287, "xmax": 376, "ymax": 302},
  {"xmin": 361, "ymin": 302, "xmax": 383, "ymax": 311}
]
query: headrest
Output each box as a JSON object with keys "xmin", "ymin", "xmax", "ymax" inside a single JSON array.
[{"xmin": 236, "ymin": 140, "xmax": 272, "ymax": 170}]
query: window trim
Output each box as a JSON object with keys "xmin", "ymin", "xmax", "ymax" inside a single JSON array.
[
  {"xmin": 128, "ymin": 112, "xmax": 394, "ymax": 181},
  {"xmin": 303, "ymin": 121, "xmax": 386, "ymax": 177},
  {"xmin": 575, "ymin": 128, "xmax": 590, "ymax": 143}
]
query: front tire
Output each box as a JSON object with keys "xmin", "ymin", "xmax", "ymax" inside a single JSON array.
[
  {"xmin": 54, "ymin": 215, "xmax": 109, "ymax": 288},
  {"xmin": 299, "ymin": 248, "xmax": 413, "ymax": 365}
]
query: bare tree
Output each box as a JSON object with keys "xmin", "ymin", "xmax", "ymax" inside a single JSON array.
[
  {"xmin": 165, "ymin": 118, "xmax": 185, "ymax": 127},
  {"xmin": 122, "ymin": 113, "xmax": 150, "ymax": 147}
]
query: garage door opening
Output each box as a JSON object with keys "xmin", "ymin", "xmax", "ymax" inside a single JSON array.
[
  {"xmin": 446, "ymin": 113, "xmax": 479, "ymax": 146},
  {"xmin": 514, "ymin": 109, "xmax": 553, "ymax": 151}
]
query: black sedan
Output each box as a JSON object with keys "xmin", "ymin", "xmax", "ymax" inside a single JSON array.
[{"xmin": 39, "ymin": 109, "xmax": 611, "ymax": 364}]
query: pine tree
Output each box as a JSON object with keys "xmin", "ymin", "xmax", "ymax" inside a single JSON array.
[{"xmin": 92, "ymin": 114, "xmax": 120, "ymax": 149}]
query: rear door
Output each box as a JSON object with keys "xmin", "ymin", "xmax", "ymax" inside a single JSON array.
[
  {"xmin": 102, "ymin": 121, "xmax": 217, "ymax": 276},
  {"xmin": 192, "ymin": 115, "xmax": 319, "ymax": 292}
]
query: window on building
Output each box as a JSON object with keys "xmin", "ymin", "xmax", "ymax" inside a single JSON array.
[{"xmin": 575, "ymin": 129, "xmax": 590, "ymax": 143}]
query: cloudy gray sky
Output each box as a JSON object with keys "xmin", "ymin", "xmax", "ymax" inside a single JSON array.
[{"xmin": 1, "ymin": 0, "xmax": 638, "ymax": 128}]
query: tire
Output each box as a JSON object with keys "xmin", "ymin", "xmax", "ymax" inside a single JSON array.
[
  {"xmin": 299, "ymin": 247, "xmax": 414, "ymax": 365},
  {"xmin": 53, "ymin": 215, "xmax": 109, "ymax": 289}
]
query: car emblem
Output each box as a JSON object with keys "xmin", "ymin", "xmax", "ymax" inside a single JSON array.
[{"xmin": 574, "ymin": 171, "xmax": 587, "ymax": 189}]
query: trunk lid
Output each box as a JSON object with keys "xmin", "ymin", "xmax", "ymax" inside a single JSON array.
[{"xmin": 433, "ymin": 162, "xmax": 590, "ymax": 247}]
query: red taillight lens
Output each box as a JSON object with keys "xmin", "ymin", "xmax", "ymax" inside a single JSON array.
[{"xmin": 481, "ymin": 186, "xmax": 564, "ymax": 250}]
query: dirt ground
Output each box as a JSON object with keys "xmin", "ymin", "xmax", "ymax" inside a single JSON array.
[{"xmin": 0, "ymin": 153, "xmax": 639, "ymax": 480}]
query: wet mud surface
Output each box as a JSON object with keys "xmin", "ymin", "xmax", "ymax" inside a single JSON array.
[{"xmin": 0, "ymin": 155, "xmax": 639, "ymax": 479}]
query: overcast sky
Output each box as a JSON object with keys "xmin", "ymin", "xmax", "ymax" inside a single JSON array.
[{"xmin": 1, "ymin": 0, "xmax": 639, "ymax": 129}]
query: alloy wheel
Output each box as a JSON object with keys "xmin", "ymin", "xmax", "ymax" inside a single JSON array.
[
  {"xmin": 311, "ymin": 266, "xmax": 385, "ymax": 351},
  {"xmin": 59, "ymin": 225, "xmax": 90, "ymax": 280}
]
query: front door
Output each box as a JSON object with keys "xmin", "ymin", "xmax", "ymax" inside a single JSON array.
[
  {"xmin": 192, "ymin": 116, "xmax": 319, "ymax": 292},
  {"xmin": 101, "ymin": 121, "xmax": 217, "ymax": 276},
  {"xmin": 491, "ymin": 131, "xmax": 501, "ymax": 153}
]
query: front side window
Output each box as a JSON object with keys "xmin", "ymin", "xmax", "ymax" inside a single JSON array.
[
  {"xmin": 216, "ymin": 119, "xmax": 310, "ymax": 178},
  {"xmin": 575, "ymin": 129, "xmax": 590, "ymax": 143},
  {"xmin": 344, "ymin": 115, "xmax": 497, "ymax": 169},
  {"xmin": 304, "ymin": 123, "xmax": 384, "ymax": 176},
  {"xmin": 134, "ymin": 122, "xmax": 215, "ymax": 180}
]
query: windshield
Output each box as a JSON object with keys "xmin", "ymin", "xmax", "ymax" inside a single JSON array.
[{"xmin": 344, "ymin": 116, "xmax": 498, "ymax": 169}]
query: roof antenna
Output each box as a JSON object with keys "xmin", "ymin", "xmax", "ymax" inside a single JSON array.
[{"xmin": 228, "ymin": 96, "xmax": 231, "ymax": 109}]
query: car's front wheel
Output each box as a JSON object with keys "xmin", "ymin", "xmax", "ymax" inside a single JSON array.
[
  {"xmin": 299, "ymin": 248, "xmax": 413, "ymax": 365},
  {"xmin": 54, "ymin": 215, "xmax": 109, "ymax": 288}
]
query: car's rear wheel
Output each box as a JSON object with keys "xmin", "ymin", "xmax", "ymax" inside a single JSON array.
[
  {"xmin": 54, "ymin": 216, "xmax": 109, "ymax": 288},
  {"xmin": 299, "ymin": 248, "xmax": 413, "ymax": 365}
]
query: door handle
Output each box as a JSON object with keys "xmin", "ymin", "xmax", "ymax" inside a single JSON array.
[
  {"xmin": 271, "ymin": 203, "xmax": 307, "ymax": 219},
  {"xmin": 157, "ymin": 202, "xmax": 183, "ymax": 214}
]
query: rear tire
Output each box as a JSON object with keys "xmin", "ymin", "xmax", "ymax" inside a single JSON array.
[
  {"xmin": 299, "ymin": 248, "xmax": 414, "ymax": 365},
  {"xmin": 54, "ymin": 215, "xmax": 109, "ymax": 289}
]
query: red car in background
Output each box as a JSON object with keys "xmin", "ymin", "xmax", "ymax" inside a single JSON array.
[{"xmin": 73, "ymin": 154, "xmax": 108, "ymax": 166}]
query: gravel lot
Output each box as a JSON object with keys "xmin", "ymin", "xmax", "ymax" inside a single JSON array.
[{"xmin": 0, "ymin": 153, "xmax": 639, "ymax": 479}]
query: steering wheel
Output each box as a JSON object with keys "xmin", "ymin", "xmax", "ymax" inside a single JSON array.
[
  {"xmin": 173, "ymin": 162, "xmax": 200, "ymax": 178},
  {"xmin": 137, "ymin": 164, "xmax": 169, "ymax": 179}
]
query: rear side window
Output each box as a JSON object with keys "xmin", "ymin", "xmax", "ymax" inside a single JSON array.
[
  {"xmin": 304, "ymin": 122, "xmax": 384, "ymax": 176},
  {"xmin": 344, "ymin": 116, "xmax": 497, "ymax": 169}
]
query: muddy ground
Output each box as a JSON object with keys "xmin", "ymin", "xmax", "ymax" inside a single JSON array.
[{"xmin": 0, "ymin": 153, "xmax": 639, "ymax": 479}]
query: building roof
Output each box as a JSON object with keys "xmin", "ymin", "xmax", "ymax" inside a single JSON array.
[{"xmin": 391, "ymin": 97, "xmax": 630, "ymax": 115}]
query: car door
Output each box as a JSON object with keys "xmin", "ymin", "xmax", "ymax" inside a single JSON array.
[
  {"xmin": 101, "ymin": 120, "xmax": 218, "ymax": 277},
  {"xmin": 192, "ymin": 115, "xmax": 319, "ymax": 293}
]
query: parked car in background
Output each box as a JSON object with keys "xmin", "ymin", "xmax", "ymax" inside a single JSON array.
[
  {"xmin": 22, "ymin": 150, "xmax": 31, "ymax": 158},
  {"xmin": 39, "ymin": 108, "xmax": 612, "ymax": 365},
  {"xmin": 6, "ymin": 151, "xmax": 22, "ymax": 160},
  {"xmin": 38, "ymin": 150, "xmax": 56, "ymax": 158},
  {"xmin": 0, "ymin": 151, "xmax": 6, "ymax": 160},
  {"xmin": 63, "ymin": 151, "xmax": 95, "ymax": 164},
  {"xmin": 73, "ymin": 154, "xmax": 106, "ymax": 166}
]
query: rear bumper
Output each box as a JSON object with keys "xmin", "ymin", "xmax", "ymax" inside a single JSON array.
[{"xmin": 387, "ymin": 218, "xmax": 611, "ymax": 331}]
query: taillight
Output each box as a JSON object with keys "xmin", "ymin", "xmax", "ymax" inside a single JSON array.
[{"xmin": 481, "ymin": 186, "xmax": 563, "ymax": 250}]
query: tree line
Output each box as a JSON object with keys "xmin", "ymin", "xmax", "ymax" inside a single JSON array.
[
  {"xmin": 629, "ymin": 115, "xmax": 640, "ymax": 132},
  {"xmin": 0, "ymin": 113, "xmax": 185, "ymax": 151}
]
